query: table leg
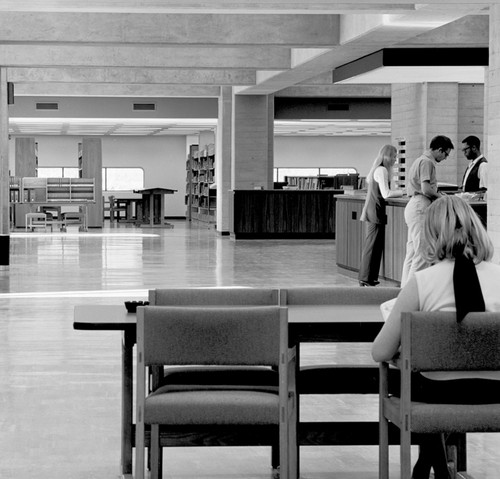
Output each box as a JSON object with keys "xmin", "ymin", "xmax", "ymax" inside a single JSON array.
[
  {"xmin": 149, "ymin": 193, "xmax": 154, "ymax": 227},
  {"xmin": 126, "ymin": 201, "xmax": 133, "ymax": 221},
  {"xmin": 160, "ymin": 193, "xmax": 165, "ymax": 227},
  {"xmin": 83, "ymin": 205, "xmax": 88, "ymax": 231},
  {"xmin": 121, "ymin": 330, "xmax": 134, "ymax": 475}
]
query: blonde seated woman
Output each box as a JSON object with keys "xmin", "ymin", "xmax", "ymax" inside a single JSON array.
[{"xmin": 372, "ymin": 195, "xmax": 500, "ymax": 479}]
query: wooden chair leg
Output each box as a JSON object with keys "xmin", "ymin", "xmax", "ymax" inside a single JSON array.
[
  {"xmin": 379, "ymin": 415, "xmax": 389, "ymax": 479},
  {"xmin": 401, "ymin": 426, "xmax": 412, "ymax": 479},
  {"xmin": 150, "ymin": 424, "xmax": 161, "ymax": 479},
  {"xmin": 135, "ymin": 418, "xmax": 145, "ymax": 479},
  {"xmin": 379, "ymin": 363, "xmax": 389, "ymax": 479}
]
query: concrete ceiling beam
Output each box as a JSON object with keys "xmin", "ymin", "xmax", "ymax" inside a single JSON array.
[
  {"xmin": 275, "ymin": 84, "xmax": 391, "ymax": 98},
  {"xmin": 8, "ymin": 67, "xmax": 257, "ymax": 85},
  {"xmin": 0, "ymin": 12, "xmax": 340, "ymax": 47},
  {"xmin": 0, "ymin": 1, "xmax": 489, "ymax": 15},
  {"xmin": 0, "ymin": 45, "xmax": 291, "ymax": 69},
  {"xmin": 13, "ymin": 82, "xmax": 222, "ymax": 97},
  {"xmin": 0, "ymin": 1, "xmax": 422, "ymax": 14}
]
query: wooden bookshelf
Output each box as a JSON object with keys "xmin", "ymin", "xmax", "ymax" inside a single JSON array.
[
  {"xmin": 78, "ymin": 138, "xmax": 103, "ymax": 227},
  {"xmin": 13, "ymin": 137, "xmax": 37, "ymax": 228},
  {"xmin": 10, "ymin": 177, "xmax": 95, "ymax": 204},
  {"xmin": 185, "ymin": 143, "xmax": 216, "ymax": 223},
  {"xmin": 284, "ymin": 174, "xmax": 359, "ymax": 190}
]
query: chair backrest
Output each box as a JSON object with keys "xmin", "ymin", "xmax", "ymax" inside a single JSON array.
[
  {"xmin": 149, "ymin": 287, "xmax": 279, "ymax": 306},
  {"xmin": 401, "ymin": 311, "xmax": 500, "ymax": 372},
  {"xmin": 137, "ymin": 305, "xmax": 286, "ymax": 368},
  {"xmin": 280, "ymin": 286, "xmax": 400, "ymax": 305}
]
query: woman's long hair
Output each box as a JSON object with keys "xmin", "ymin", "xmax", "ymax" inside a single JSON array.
[
  {"xmin": 365, "ymin": 144, "xmax": 397, "ymax": 184},
  {"xmin": 420, "ymin": 195, "xmax": 493, "ymax": 265}
]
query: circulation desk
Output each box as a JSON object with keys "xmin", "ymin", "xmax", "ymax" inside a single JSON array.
[
  {"xmin": 335, "ymin": 194, "xmax": 487, "ymax": 283},
  {"xmin": 232, "ymin": 189, "xmax": 343, "ymax": 239}
]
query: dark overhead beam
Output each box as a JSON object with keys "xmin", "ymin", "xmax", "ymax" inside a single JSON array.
[{"xmin": 333, "ymin": 48, "xmax": 489, "ymax": 83}]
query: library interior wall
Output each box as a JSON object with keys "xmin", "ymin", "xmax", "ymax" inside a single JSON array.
[
  {"xmin": 274, "ymin": 136, "xmax": 390, "ymax": 176},
  {"xmin": 9, "ymin": 134, "xmax": 388, "ymax": 218},
  {"xmin": 9, "ymin": 135, "xmax": 188, "ymax": 217}
]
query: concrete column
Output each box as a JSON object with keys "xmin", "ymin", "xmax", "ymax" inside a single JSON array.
[
  {"xmin": 0, "ymin": 67, "xmax": 9, "ymax": 268},
  {"xmin": 458, "ymin": 83, "xmax": 484, "ymax": 184},
  {"xmin": 232, "ymin": 94, "xmax": 274, "ymax": 190},
  {"xmin": 487, "ymin": 4, "xmax": 500, "ymax": 260},
  {"xmin": 216, "ymin": 86, "xmax": 232, "ymax": 234},
  {"xmin": 392, "ymin": 82, "xmax": 483, "ymax": 187},
  {"xmin": 483, "ymin": 68, "xmax": 489, "ymax": 158}
]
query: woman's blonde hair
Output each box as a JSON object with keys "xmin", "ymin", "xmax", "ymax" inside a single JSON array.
[
  {"xmin": 366, "ymin": 144, "xmax": 397, "ymax": 184},
  {"xmin": 421, "ymin": 195, "xmax": 493, "ymax": 264}
]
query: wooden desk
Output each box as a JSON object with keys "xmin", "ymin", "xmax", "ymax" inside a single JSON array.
[
  {"xmin": 233, "ymin": 189, "xmax": 343, "ymax": 239},
  {"xmin": 74, "ymin": 303, "xmax": 384, "ymax": 476},
  {"xmin": 133, "ymin": 187, "xmax": 177, "ymax": 228}
]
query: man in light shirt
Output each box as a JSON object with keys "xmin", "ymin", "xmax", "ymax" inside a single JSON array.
[
  {"xmin": 461, "ymin": 135, "xmax": 487, "ymax": 192},
  {"xmin": 401, "ymin": 135, "xmax": 454, "ymax": 287}
]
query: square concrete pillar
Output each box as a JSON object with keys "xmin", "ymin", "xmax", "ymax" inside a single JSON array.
[
  {"xmin": 231, "ymin": 94, "xmax": 274, "ymax": 190},
  {"xmin": 487, "ymin": 4, "xmax": 500, "ymax": 260},
  {"xmin": 216, "ymin": 86, "xmax": 232, "ymax": 234},
  {"xmin": 391, "ymin": 82, "xmax": 484, "ymax": 187}
]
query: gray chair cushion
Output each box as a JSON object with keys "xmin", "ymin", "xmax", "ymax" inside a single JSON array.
[
  {"xmin": 385, "ymin": 397, "xmax": 500, "ymax": 433},
  {"xmin": 145, "ymin": 389, "xmax": 279, "ymax": 425}
]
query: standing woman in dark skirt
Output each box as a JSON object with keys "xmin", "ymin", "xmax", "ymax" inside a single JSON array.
[{"xmin": 358, "ymin": 144, "xmax": 403, "ymax": 287}]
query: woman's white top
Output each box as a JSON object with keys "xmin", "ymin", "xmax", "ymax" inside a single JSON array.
[
  {"xmin": 415, "ymin": 259, "xmax": 500, "ymax": 380},
  {"xmin": 373, "ymin": 166, "xmax": 403, "ymax": 199}
]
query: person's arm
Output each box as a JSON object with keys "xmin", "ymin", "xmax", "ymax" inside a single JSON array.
[
  {"xmin": 371, "ymin": 275, "xmax": 420, "ymax": 362},
  {"xmin": 373, "ymin": 167, "xmax": 403, "ymax": 199},
  {"xmin": 421, "ymin": 180, "xmax": 440, "ymax": 200},
  {"xmin": 419, "ymin": 160, "xmax": 440, "ymax": 200}
]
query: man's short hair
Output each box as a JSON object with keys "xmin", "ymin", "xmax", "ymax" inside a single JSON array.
[
  {"xmin": 461, "ymin": 135, "xmax": 481, "ymax": 150},
  {"xmin": 429, "ymin": 135, "xmax": 454, "ymax": 152}
]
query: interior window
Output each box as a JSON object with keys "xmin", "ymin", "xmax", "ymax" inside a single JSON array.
[{"xmin": 103, "ymin": 167, "xmax": 144, "ymax": 191}]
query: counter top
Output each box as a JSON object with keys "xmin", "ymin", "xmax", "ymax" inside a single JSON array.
[
  {"xmin": 336, "ymin": 193, "xmax": 486, "ymax": 207},
  {"xmin": 236, "ymin": 189, "xmax": 344, "ymax": 194}
]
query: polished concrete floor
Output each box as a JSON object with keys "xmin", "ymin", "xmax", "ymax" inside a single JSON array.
[{"xmin": 0, "ymin": 220, "xmax": 498, "ymax": 479}]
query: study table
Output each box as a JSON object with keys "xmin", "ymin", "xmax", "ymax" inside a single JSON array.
[
  {"xmin": 74, "ymin": 304, "xmax": 467, "ymax": 477},
  {"xmin": 133, "ymin": 187, "xmax": 177, "ymax": 228}
]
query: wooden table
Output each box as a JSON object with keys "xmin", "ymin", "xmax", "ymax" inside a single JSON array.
[
  {"xmin": 74, "ymin": 303, "xmax": 385, "ymax": 476},
  {"xmin": 133, "ymin": 187, "xmax": 177, "ymax": 228}
]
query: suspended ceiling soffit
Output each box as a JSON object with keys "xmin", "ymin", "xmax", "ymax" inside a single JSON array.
[{"xmin": 8, "ymin": 118, "xmax": 391, "ymax": 137}]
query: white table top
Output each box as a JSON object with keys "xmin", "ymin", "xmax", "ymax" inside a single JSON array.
[{"xmin": 74, "ymin": 303, "xmax": 383, "ymax": 329}]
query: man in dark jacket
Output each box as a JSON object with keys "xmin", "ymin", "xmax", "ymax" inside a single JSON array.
[{"xmin": 461, "ymin": 135, "xmax": 487, "ymax": 192}]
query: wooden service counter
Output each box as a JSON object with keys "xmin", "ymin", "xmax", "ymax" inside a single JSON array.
[
  {"xmin": 335, "ymin": 194, "xmax": 487, "ymax": 284},
  {"xmin": 233, "ymin": 189, "xmax": 343, "ymax": 239}
]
